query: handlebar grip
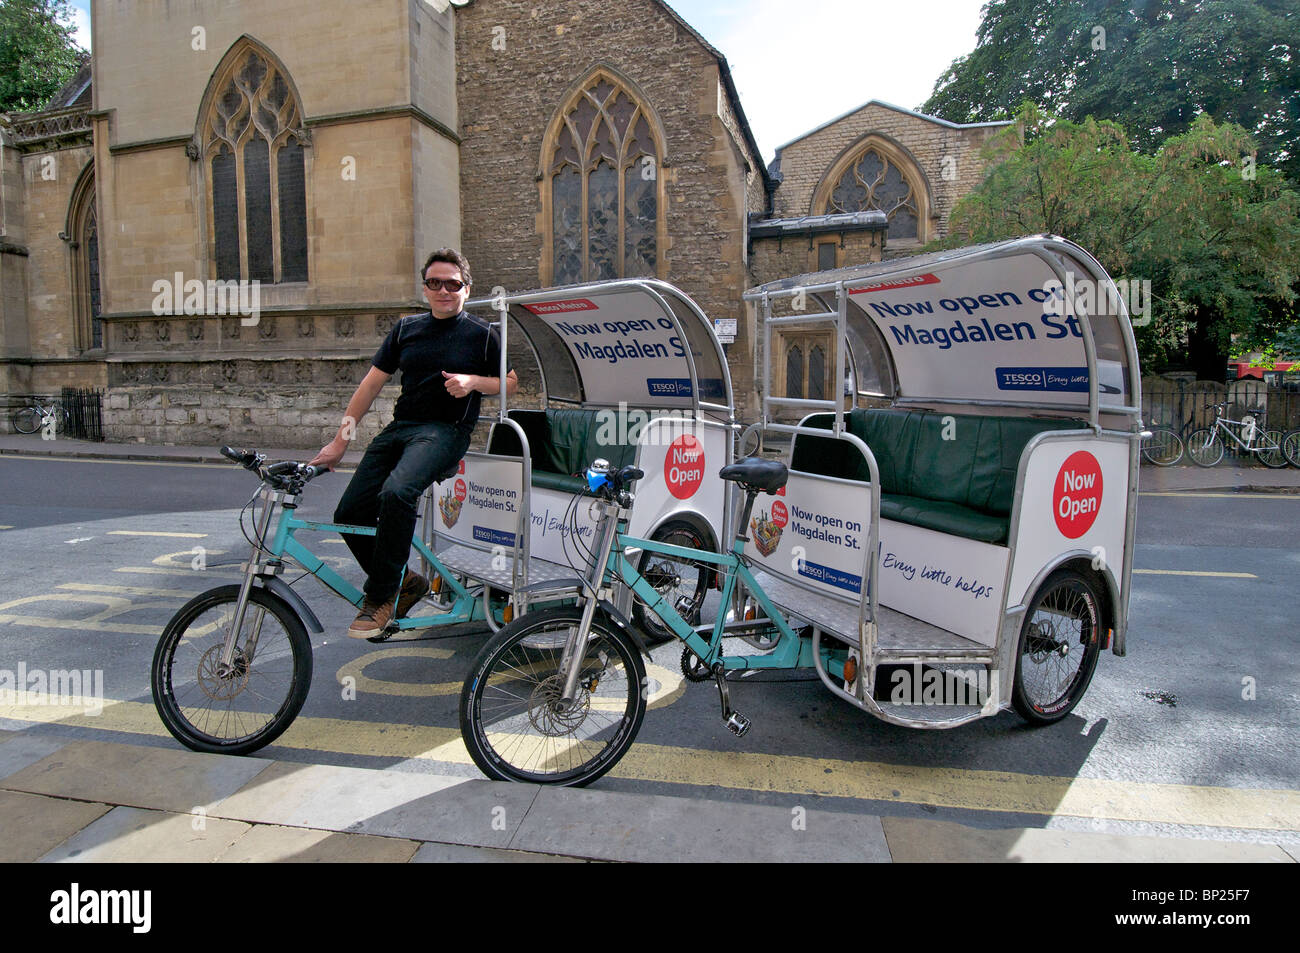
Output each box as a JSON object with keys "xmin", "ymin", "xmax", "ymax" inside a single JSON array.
[
  {"xmin": 220, "ymin": 445, "xmax": 245, "ymax": 462},
  {"xmin": 267, "ymin": 461, "xmax": 298, "ymax": 476}
]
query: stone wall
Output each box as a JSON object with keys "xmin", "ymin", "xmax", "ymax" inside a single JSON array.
[
  {"xmin": 770, "ymin": 102, "xmax": 1012, "ymax": 249},
  {"xmin": 455, "ymin": 0, "xmax": 762, "ymax": 417}
]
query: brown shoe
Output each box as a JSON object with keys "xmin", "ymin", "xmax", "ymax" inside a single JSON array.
[
  {"xmin": 395, "ymin": 570, "xmax": 430, "ymax": 618},
  {"xmin": 347, "ymin": 595, "xmax": 396, "ymax": 639}
]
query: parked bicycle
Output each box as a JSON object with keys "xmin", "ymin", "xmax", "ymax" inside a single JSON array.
[
  {"xmin": 1140, "ymin": 426, "xmax": 1184, "ymax": 466},
  {"xmin": 1186, "ymin": 402, "xmax": 1287, "ymax": 468},
  {"xmin": 10, "ymin": 396, "xmax": 63, "ymax": 435},
  {"xmin": 1283, "ymin": 429, "xmax": 1300, "ymax": 469},
  {"xmin": 150, "ymin": 446, "xmax": 508, "ymax": 755}
]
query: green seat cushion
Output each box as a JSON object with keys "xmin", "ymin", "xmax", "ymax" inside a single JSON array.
[
  {"xmin": 879, "ymin": 493, "xmax": 1011, "ymax": 545},
  {"xmin": 792, "ymin": 408, "xmax": 1088, "ymax": 544}
]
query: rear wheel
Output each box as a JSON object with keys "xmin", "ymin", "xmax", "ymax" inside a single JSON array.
[
  {"xmin": 1257, "ymin": 430, "xmax": 1288, "ymax": 469},
  {"xmin": 1186, "ymin": 428, "xmax": 1224, "ymax": 467},
  {"xmin": 11, "ymin": 407, "xmax": 40, "ymax": 434},
  {"xmin": 1283, "ymin": 430, "xmax": 1300, "ymax": 469},
  {"xmin": 632, "ymin": 521, "xmax": 710, "ymax": 644},
  {"xmin": 1140, "ymin": 428, "xmax": 1183, "ymax": 466},
  {"xmin": 1012, "ymin": 569, "xmax": 1103, "ymax": 726},
  {"xmin": 460, "ymin": 606, "xmax": 646, "ymax": 786}
]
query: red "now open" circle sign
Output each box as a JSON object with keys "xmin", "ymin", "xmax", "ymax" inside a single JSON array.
[
  {"xmin": 664, "ymin": 434, "xmax": 705, "ymax": 500},
  {"xmin": 1052, "ymin": 451, "xmax": 1102, "ymax": 538}
]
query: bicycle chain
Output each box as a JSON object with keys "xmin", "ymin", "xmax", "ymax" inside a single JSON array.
[{"xmin": 681, "ymin": 645, "xmax": 714, "ymax": 682}]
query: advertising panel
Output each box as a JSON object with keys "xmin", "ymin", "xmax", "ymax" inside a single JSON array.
[
  {"xmin": 1007, "ymin": 436, "xmax": 1129, "ymax": 608},
  {"xmin": 521, "ymin": 293, "xmax": 724, "ymax": 408},
  {"xmin": 435, "ymin": 455, "xmax": 524, "ymax": 552},
  {"xmin": 848, "ymin": 253, "xmax": 1094, "ymax": 406},
  {"xmin": 744, "ymin": 472, "xmax": 873, "ymax": 603},
  {"xmin": 874, "ymin": 521, "xmax": 1008, "ymax": 647}
]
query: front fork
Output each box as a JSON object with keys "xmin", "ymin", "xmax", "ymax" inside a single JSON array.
[
  {"xmin": 557, "ymin": 497, "xmax": 622, "ymax": 707},
  {"xmin": 218, "ymin": 486, "xmax": 279, "ymax": 674}
]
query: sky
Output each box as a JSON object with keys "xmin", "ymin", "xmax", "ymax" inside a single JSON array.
[{"xmin": 62, "ymin": 0, "xmax": 989, "ymax": 164}]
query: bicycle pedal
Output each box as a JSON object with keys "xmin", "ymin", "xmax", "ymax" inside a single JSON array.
[
  {"xmin": 724, "ymin": 711, "xmax": 750, "ymax": 736},
  {"xmin": 366, "ymin": 629, "xmax": 395, "ymax": 643}
]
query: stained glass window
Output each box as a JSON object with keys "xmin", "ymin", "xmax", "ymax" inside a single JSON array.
[
  {"xmin": 548, "ymin": 74, "xmax": 660, "ymax": 283},
  {"xmin": 826, "ymin": 146, "xmax": 920, "ymax": 240},
  {"xmin": 204, "ymin": 47, "xmax": 308, "ymax": 282}
]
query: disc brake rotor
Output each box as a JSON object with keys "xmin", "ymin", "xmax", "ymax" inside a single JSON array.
[{"xmin": 196, "ymin": 644, "xmax": 250, "ymax": 700}]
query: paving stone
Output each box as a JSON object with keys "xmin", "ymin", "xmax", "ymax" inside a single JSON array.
[
  {"xmin": 0, "ymin": 730, "xmax": 71, "ymax": 781},
  {"xmin": 210, "ymin": 761, "xmax": 470, "ymax": 831},
  {"xmin": 4, "ymin": 740, "xmax": 272, "ymax": 814},
  {"xmin": 510, "ymin": 786, "xmax": 891, "ymax": 863},
  {"xmin": 410, "ymin": 842, "xmax": 589, "ymax": 863},
  {"xmin": 214, "ymin": 824, "xmax": 420, "ymax": 863},
  {"xmin": 346, "ymin": 778, "xmax": 540, "ymax": 849},
  {"xmin": 881, "ymin": 817, "xmax": 1296, "ymax": 863},
  {"xmin": 38, "ymin": 806, "xmax": 250, "ymax": 863},
  {"xmin": 0, "ymin": 790, "xmax": 111, "ymax": 862}
]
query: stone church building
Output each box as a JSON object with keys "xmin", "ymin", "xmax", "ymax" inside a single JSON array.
[{"xmin": 0, "ymin": 0, "xmax": 1010, "ymax": 443}]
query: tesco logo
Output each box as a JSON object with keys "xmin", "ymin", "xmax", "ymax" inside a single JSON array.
[{"xmin": 1053, "ymin": 451, "xmax": 1102, "ymax": 538}]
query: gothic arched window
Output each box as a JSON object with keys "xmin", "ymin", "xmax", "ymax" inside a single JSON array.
[
  {"xmin": 202, "ymin": 44, "xmax": 308, "ymax": 283},
  {"xmin": 544, "ymin": 73, "xmax": 662, "ymax": 285},
  {"xmin": 824, "ymin": 145, "xmax": 920, "ymax": 240}
]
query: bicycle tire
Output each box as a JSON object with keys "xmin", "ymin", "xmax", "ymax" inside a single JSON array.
[
  {"xmin": 1011, "ymin": 569, "xmax": 1103, "ymax": 725},
  {"xmin": 632, "ymin": 520, "xmax": 710, "ymax": 644},
  {"xmin": 1257, "ymin": 430, "xmax": 1288, "ymax": 469},
  {"xmin": 460, "ymin": 606, "xmax": 647, "ymax": 786},
  {"xmin": 1284, "ymin": 430, "xmax": 1300, "ymax": 469},
  {"xmin": 1186, "ymin": 428, "xmax": 1224, "ymax": 467},
  {"xmin": 11, "ymin": 407, "xmax": 41, "ymax": 434},
  {"xmin": 151, "ymin": 584, "xmax": 313, "ymax": 755},
  {"xmin": 1140, "ymin": 428, "xmax": 1183, "ymax": 466}
]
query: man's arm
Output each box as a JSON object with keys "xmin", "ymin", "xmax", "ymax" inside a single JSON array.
[
  {"xmin": 441, "ymin": 369, "xmax": 518, "ymax": 398},
  {"xmin": 308, "ymin": 365, "xmax": 392, "ymax": 469}
]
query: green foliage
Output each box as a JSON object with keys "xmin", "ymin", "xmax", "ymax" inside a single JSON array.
[
  {"xmin": 923, "ymin": 1, "xmax": 1300, "ymax": 186},
  {"xmin": 939, "ymin": 105, "xmax": 1300, "ymax": 375},
  {"xmin": 0, "ymin": 0, "xmax": 85, "ymax": 114}
]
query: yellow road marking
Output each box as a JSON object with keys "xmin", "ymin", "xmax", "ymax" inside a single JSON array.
[
  {"xmin": 114, "ymin": 567, "xmax": 242, "ymax": 578},
  {"xmin": 57, "ymin": 583, "xmax": 202, "ymax": 598},
  {"xmin": 1133, "ymin": 569, "xmax": 1257, "ymax": 578},
  {"xmin": 0, "ymin": 525, "xmax": 13, "ymax": 530},
  {"xmin": 1140, "ymin": 491, "xmax": 1300, "ymax": 500},
  {"xmin": 1, "ymin": 696, "xmax": 1296, "ymax": 832},
  {"xmin": 108, "ymin": 531, "xmax": 208, "ymax": 539},
  {"xmin": 0, "ymin": 615, "xmax": 159, "ymax": 635}
]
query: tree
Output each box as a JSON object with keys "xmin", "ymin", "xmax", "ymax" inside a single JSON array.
[
  {"xmin": 923, "ymin": 1, "xmax": 1300, "ymax": 186},
  {"xmin": 0, "ymin": 0, "xmax": 86, "ymax": 114},
  {"xmin": 942, "ymin": 105, "xmax": 1300, "ymax": 378}
]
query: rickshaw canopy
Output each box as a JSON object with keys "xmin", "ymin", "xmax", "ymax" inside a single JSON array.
[
  {"xmin": 467, "ymin": 278, "xmax": 734, "ymax": 419},
  {"xmin": 745, "ymin": 235, "xmax": 1143, "ymax": 425}
]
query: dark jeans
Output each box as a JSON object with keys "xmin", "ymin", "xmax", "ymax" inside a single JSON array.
[{"xmin": 334, "ymin": 419, "xmax": 471, "ymax": 602}]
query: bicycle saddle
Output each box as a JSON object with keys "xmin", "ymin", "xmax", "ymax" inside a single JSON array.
[{"xmin": 718, "ymin": 457, "xmax": 788, "ymax": 494}]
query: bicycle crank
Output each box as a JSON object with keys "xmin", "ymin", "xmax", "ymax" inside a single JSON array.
[{"xmin": 712, "ymin": 663, "xmax": 750, "ymax": 736}]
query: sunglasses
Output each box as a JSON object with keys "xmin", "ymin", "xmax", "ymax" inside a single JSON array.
[{"xmin": 423, "ymin": 277, "xmax": 467, "ymax": 293}]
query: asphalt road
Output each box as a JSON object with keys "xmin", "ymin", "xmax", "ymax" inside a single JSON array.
[{"xmin": 1, "ymin": 455, "xmax": 1296, "ymax": 845}]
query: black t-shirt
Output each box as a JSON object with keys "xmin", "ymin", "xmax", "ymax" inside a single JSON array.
[{"xmin": 372, "ymin": 311, "xmax": 511, "ymax": 428}]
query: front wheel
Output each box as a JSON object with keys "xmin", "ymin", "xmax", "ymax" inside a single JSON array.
[
  {"xmin": 151, "ymin": 585, "xmax": 313, "ymax": 755},
  {"xmin": 1012, "ymin": 569, "xmax": 1103, "ymax": 725},
  {"xmin": 1186, "ymin": 428, "xmax": 1224, "ymax": 467},
  {"xmin": 459, "ymin": 606, "xmax": 647, "ymax": 786}
]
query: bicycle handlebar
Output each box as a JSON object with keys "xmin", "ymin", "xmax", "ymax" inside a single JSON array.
[{"xmin": 219, "ymin": 445, "xmax": 322, "ymax": 489}]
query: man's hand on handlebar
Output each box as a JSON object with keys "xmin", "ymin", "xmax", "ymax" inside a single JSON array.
[{"xmin": 308, "ymin": 436, "xmax": 347, "ymax": 471}]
